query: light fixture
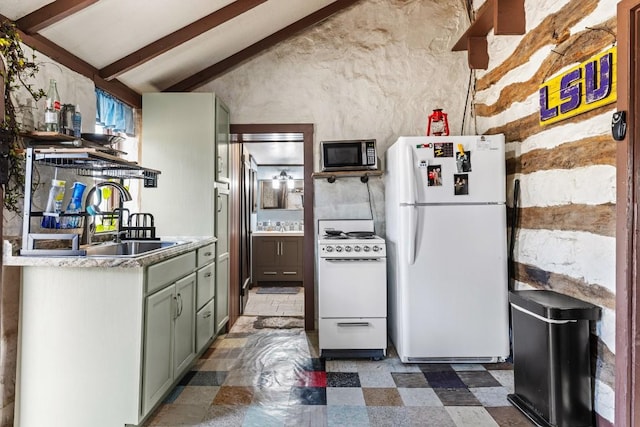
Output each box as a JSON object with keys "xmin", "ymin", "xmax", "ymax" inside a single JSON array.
[{"xmin": 272, "ymin": 169, "xmax": 293, "ymax": 189}]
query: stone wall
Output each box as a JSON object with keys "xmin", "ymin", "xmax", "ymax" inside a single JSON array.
[{"xmin": 474, "ymin": 0, "xmax": 617, "ymax": 424}]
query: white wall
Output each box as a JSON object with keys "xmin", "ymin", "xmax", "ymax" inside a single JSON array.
[{"xmin": 198, "ymin": 0, "xmax": 471, "ymax": 235}]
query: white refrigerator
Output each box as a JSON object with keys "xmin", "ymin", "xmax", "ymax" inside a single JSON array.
[{"xmin": 385, "ymin": 135, "xmax": 509, "ymax": 363}]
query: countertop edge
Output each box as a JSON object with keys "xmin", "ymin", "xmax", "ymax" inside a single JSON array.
[{"xmin": 3, "ymin": 236, "xmax": 217, "ymax": 268}]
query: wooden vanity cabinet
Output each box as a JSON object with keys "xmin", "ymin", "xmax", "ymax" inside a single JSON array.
[{"xmin": 252, "ymin": 235, "xmax": 303, "ymax": 283}]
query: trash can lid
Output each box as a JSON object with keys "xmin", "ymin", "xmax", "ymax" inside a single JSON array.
[{"xmin": 509, "ymin": 290, "xmax": 600, "ymax": 321}]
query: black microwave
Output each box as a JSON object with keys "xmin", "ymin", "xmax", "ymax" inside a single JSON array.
[{"xmin": 321, "ymin": 139, "xmax": 378, "ymax": 172}]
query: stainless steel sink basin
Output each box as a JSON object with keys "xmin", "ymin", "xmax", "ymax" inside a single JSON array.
[{"xmin": 83, "ymin": 240, "xmax": 184, "ymax": 257}]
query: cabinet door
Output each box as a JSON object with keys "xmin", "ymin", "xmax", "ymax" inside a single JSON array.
[
  {"xmin": 216, "ymin": 254, "xmax": 230, "ymax": 333},
  {"xmin": 215, "ymin": 183, "xmax": 230, "ymax": 256},
  {"xmin": 174, "ymin": 273, "xmax": 196, "ymax": 377},
  {"xmin": 279, "ymin": 237, "xmax": 303, "ymax": 281},
  {"xmin": 196, "ymin": 263, "xmax": 215, "ymax": 310},
  {"xmin": 252, "ymin": 237, "xmax": 279, "ymax": 275},
  {"xmin": 215, "ymin": 97, "xmax": 230, "ymax": 183},
  {"xmin": 142, "ymin": 285, "xmax": 175, "ymax": 415}
]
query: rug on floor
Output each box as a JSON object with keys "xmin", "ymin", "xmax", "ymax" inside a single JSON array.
[
  {"xmin": 256, "ymin": 286, "xmax": 300, "ymax": 294},
  {"xmin": 254, "ymin": 316, "xmax": 304, "ymax": 329}
]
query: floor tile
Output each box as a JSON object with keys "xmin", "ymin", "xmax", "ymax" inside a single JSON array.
[
  {"xmin": 326, "ymin": 372, "xmax": 361, "ymax": 387},
  {"xmin": 362, "ymin": 387, "xmax": 403, "ymax": 406},
  {"xmin": 251, "ymin": 386, "xmax": 292, "ymax": 406},
  {"xmin": 162, "ymin": 385, "xmax": 184, "ymax": 403},
  {"xmin": 145, "ymin": 403, "xmax": 208, "ymax": 426},
  {"xmin": 200, "ymin": 357, "xmax": 238, "ymax": 371},
  {"xmin": 327, "ymin": 406, "xmax": 370, "ymax": 426},
  {"xmin": 216, "ymin": 337, "xmax": 249, "ymax": 348},
  {"xmin": 200, "ymin": 404, "xmax": 249, "ymax": 426},
  {"xmin": 424, "ymin": 370, "xmax": 466, "ymax": 388},
  {"xmin": 488, "ymin": 370, "xmax": 515, "ymax": 393},
  {"xmin": 174, "ymin": 386, "xmax": 220, "ymax": 405},
  {"xmin": 326, "ymin": 387, "xmax": 366, "ymax": 406},
  {"xmin": 325, "ymin": 360, "xmax": 358, "ymax": 373},
  {"xmin": 470, "ymin": 387, "xmax": 511, "ymax": 407},
  {"xmin": 397, "ymin": 387, "xmax": 443, "ymax": 407},
  {"xmin": 419, "ymin": 363, "xmax": 454, "ymax": 373},
  {"xmin": 366, "ymin": 406, "xmax": 411, "ymax": 426},
  {"xmin": 406, "ymin": 407, "xmax": 457, "ymax": 427},
  {"xmin": 391, "ymin": 372, "xmax": 429, "ymax": 388},
  {"xmin": 485, "ymin": 406, "xmax": 535, "ymax": 427},
  {"xmin": 446, "ymin": 406, "xmax": 500, "ymax": 427},
  {"xmin": 451, "ymin": 363, "xmax": 487, "ymax": 371},
  {"xmin": 358, "ymin": 370, "xmax": 396, "ymax": 388},
  {"xmin": 212, "ymin": 386, "xmax": 254, "ymax": 405},
  {"xmin": 185, "ymin": 370, "xmax": 227, "ymax": 386},
  {"xmin": 433, "ymin": 388, "xmax": 482, "ymax": 406},
  {"xmin": 457, "ymin": 371, "xmax": 502, "ymax": 387},
  {"xmin": 295, "ymin": 370, "xmax": 327, "ymax": 387},
  {"xmin": 223, "ymin": 370, "xmax": 262, "ymax": 386},
  {"xmin": 290, "ymin": 386, "xmax": 327, "ymax": 405},
  {"xmin": 284, "ymin": 405, "xmax": 328, "ymax": 427},
  {"xmin": 242, "ymin": 405, "xmax": 289, "ymax": 427}
]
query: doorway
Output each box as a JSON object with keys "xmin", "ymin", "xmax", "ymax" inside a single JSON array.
[{"xmin": 229, "ymin": 124, "xmax": 315, "ymax": 331}]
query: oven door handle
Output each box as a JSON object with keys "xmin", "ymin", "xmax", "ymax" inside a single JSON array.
[{"xmin": 322, "ymin": 258, "xmax": 385, "ymax": 262}]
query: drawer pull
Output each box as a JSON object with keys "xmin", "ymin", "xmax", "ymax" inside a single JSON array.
[
  {"xmin": 203, "ymin": 311, "xmax": 212, "ymax": 319},
  {"xmin": 204, "ymin": 252, "xmax": 213, "ymax": 256},
  {"xmin": 263, "ymin": 271, "xmax": 277, "ymax": 275},
  {"xmin": 204, "ymin": 272, "xmax": 212, "ymax": 278},
  {"xmin": 282, "ymin": 271, "xmax": 297, "ymax": 275},
  {"xmin": 337, "ymin": 322, "xmax": 371, "ymax": 327}
]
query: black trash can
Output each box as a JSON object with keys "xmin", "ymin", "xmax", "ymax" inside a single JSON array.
[{"xmin": 508, "ymin": 290, "xmax": 600, "ymax": 427}]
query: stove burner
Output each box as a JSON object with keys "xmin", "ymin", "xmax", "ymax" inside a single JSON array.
[{"xmin": 346, "ymin": 231, "xmax": 375, "ymax": 238}]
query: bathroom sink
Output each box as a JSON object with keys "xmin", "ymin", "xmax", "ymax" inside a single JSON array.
[{"xmin": 83, "ymin": 240, "xmax": 185, "ymax": 257}]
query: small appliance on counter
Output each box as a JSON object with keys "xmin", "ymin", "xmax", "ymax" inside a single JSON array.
[
  {"xmin": 318, "ymin": 219, "xmax": 387, "ymax": 359},
  {"xmin": 320, "ymin": 139, "xmax": 378, "ymax": 172}
]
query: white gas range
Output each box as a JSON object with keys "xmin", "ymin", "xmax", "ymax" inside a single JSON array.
[{"xmin": 317, "ymin": 219, "xmax": 387, "ymax": 359}]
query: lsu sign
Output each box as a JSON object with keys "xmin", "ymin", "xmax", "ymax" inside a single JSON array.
[{"xmin": 539, "ymin": 46, "xmax": 617, "ymax": 126}]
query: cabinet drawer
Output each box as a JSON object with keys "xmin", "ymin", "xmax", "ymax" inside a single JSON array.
[
  {"xmin": 196, "ymin": 300, "xmax": 215, "ymax": 353},
  {"xmin": 197, "ymin": 243, "xmax": 216, "ymax": 267},
  {"xmin": 147, "ymin": 251, "xmax": 196, "ymax": 294},
  {"xmin": 319, "ymin": 318, "xmax": 387, "ymax": 351},
  {"xmin": 279, "ymin": 266, "xmax": 302, "ymax": 281},
  {"xmin": 196, "ymin": 263, "xmax": 215, "ymax": 310}
]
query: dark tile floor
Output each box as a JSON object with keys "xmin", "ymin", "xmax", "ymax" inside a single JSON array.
[{"xmin": 144, "ymin": 315, "xmax": 533, "ymax": 426}]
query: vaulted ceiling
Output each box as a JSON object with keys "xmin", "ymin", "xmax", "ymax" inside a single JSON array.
[{"xmin": 0, "ymin": 0, "xmax": 362, "ymax": 108}]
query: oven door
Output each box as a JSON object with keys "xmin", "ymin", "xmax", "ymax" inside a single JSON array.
[{"xmin": 318, "ymin": 257, "xmax": 386, "ymax": 318}]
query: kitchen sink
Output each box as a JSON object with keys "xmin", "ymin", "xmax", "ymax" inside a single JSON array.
[{"xmin": 83, "ymin": 240, "xmax": 185, "ymax": 257}]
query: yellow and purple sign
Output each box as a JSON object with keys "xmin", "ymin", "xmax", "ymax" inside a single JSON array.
[{"xmin": 539, "ymin": 46, "xmax": 617, "ymax": 126}]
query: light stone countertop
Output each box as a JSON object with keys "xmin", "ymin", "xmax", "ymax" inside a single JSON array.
[
  {"xmin": 252, "ymin": 231, "xmax": 304, "ymax": 237},
  {"xmin": 2, "ymin": 236, "xmax": 216, "ymax": 268}
]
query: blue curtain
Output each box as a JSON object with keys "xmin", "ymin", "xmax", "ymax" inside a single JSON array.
[{"xmin": 95, "ymin": 88, "xmax": 135, "ymax": 136}]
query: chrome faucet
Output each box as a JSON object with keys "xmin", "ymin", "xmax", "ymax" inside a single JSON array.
[{"xmin": 81, "ymin": 181, "xmax": 133, "ymax": 245}]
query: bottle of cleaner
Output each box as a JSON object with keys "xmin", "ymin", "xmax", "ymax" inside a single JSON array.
[
  {"xmin": 41, "ymin": 179, "xmax": 66, "ymax": 229},
  {"xmin": 72, "ymin": 104, "xmax": 82, "ymax": 138},
  {"xmin": 62, "ymin": 182, "xmax": 86, "ymax": 228}
]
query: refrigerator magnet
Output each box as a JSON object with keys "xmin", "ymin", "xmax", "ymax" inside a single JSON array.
[
  {"xmin": 454, "ymin": 174, "xmax": 469, "ymax": 195},
  {"xmin": 434, "ymin": 142, "xmax": 453, "ymax": 158},
  {"xmin": 456, "ymin": 150, "xmax": 472, "ymax": 173},
  {"xmin": 427, "ymin": 165, "xmax": 442, "ymax": 186}
]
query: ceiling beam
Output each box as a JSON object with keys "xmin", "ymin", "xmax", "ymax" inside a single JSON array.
[
  {"xmin": 0, "ymin": 14, "xmax": 142, "ymax": 108},
  {"xmin": 16, "ymin": 0, "xmax": 99, "ymax": 34},
  {"xmin": 165, "ymin": 0, "xmax": 362, "ymax": 92},
  {"xmin": 99, "ymin": 0, "xmax": 267, "ymax": 81}
]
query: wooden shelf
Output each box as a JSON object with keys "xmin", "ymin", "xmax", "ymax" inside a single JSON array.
[
  {"xmin": 452, "ymin": 0, "xmax": 525, "ymax": 69},
  {"xmin": 312, "ymin": 170, "xmax": 383, "ymax": 183}
]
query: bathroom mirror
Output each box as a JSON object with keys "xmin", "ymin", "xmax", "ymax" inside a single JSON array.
[{"xmin": 259, "ymin": 180, "xmax": 304, "ymax": 210}]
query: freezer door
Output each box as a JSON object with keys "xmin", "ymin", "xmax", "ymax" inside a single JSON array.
[
  {"xmin": 393, "ymin": 204, "xmax": 509, "ymax": 361},
  {"xmin": 391, "ymin": 135, "xmax": 505, "ymax": 205}
]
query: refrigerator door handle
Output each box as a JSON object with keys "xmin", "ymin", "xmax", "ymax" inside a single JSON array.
[
  {"xmin": 406, "ymin": 143, "xmax": 416, "ymax": 205},
  {"xmin": 409, "ymin": 205, "xmax": 417, "ymax": 265}
]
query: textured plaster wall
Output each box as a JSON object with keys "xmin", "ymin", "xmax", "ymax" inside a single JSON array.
[{"xmin": 198, "ymin": 0, "xmax": 471, "ymax": 234}]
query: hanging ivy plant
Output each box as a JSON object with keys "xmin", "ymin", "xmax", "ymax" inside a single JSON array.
[{"xmin": 0, "ymin": 20, "xmax": 45, "ymax": 213}]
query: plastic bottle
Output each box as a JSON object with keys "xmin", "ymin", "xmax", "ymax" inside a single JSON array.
[
  {"xmin": 41, "ymin": 179, "xmax": 66, "ymax": 229},
  {"xmin": 44, "ymin": 79, "xmax": 61, "ymax": 132},
  {"xmin": 72, "ymin": 104, "xmax": 82, "ymax": 137},
  {"xmin": 62, "ymin": 182, "xmax": 86, "ymax": 228}
]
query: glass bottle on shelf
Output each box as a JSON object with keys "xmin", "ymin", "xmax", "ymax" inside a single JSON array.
[{"xmin": 44, "ymin": 79, "xmax": 61, "ymax": 132}]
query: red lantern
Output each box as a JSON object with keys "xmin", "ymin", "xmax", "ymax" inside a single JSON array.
[{"xmin": 427, "ymin": 108, "xmax": 450, "ymax": 136}]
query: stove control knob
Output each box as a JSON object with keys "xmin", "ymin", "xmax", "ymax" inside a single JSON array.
[
  {"xmin": 363, "ymin": 246, "xmax": 371, "ymax": 252},
  {"xmin": 335, "ymin": 246, "xmax": 343, "ymax": 252},
  {"xmin": 354, "ymin": 245, "xmax": 362, "ymax": 252},
  {"xmin": 373, "ymin": 245, "xmax": 381, "ymax": 252},
  {"xmin": 344, "ymin": 246, "xmax": 353, "ymax": 252},
  {"xmin": 325, "ymin": 246, "xmax": 334, "ymax": 253}
]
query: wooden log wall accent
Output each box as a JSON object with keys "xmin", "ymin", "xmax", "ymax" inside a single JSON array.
[
  {"xmin": 509, "ymin": 204, "xmax": 616, "ymax": 237},
  {"xmin": 476, "ymin": 3, "xmax": 619, "ymax": 418},
  {"xmin": 476, "ymin": 0, "xmax": 600, "ymax": 92},
  {"xmin": 476, "ymin": 17, "xmax": 616, "ymax": 117}
]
